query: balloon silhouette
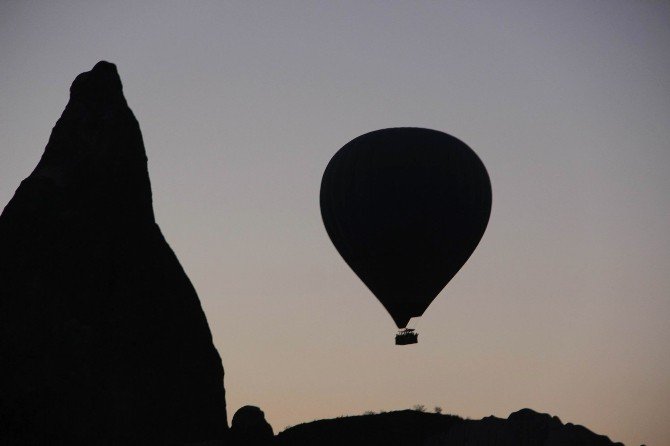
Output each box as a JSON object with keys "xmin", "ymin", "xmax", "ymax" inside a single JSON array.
[{"xmin": 320, "ymin": 128, "xmax": 491, "ymax": 338}]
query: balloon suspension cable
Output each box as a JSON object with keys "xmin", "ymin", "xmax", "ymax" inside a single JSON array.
[{"xmin": 406, "ymin": 317, "xmax": 420, "ymax": 331}]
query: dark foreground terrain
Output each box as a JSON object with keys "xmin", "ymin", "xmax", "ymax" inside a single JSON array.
[{"xmin": 274, "ymin": 408, "xmax": 623, "ymax": 446}]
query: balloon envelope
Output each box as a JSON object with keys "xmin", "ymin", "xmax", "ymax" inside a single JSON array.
[{"xmin": 320, "ymin": 128, "xmax": 492, "ymax": 328}]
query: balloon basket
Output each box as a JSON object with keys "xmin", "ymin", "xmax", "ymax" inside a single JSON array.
[{"xmin": 395, "ymin": 328, "xmax": 418, "ymax": 345}]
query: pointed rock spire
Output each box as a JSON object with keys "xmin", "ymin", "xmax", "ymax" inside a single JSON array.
[{"xmin": 0, "ymin": 62, "xmax": 228, "ymax": 444}]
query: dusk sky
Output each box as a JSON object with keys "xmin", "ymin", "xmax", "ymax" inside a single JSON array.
[{"xmin": 1, "ymin": 2, "xmax": 669, "ymax": 445}]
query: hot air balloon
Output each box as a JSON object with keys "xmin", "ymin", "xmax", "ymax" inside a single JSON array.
[{"xmin": 320, "ymin": 128, "xmax": 491, "ymax": 345}]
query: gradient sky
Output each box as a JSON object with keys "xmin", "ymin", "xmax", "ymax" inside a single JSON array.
[{"xmin": 1, "ymin": 2, "xmax": 669, "ymax": 445}]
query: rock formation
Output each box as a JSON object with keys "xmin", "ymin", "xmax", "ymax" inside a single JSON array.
[
  {"xmin": 276, "ymin": 410, "xmax": 462, "ymax": 446},
  {"xmin": 275, "ymin": 409, "xmax": 622, "ymax": 446},
  {"xmin": 230, "ymin": 406, "xmax": 274, "ymax": 445},
  {"xmin": 0, "ymin": 62, "xmax": 227, "ymax": 445},
  {"xmin": 427, "ymin": 408, "xmax": 621, "ymax": 446}
]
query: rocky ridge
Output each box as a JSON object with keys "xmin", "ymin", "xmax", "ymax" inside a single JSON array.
[{"xmin": 275, "ymin": 408, "xmax": 623, "ymax": 446}]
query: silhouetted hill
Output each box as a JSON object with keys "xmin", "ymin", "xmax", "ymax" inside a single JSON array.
[
  {"xmin": 276, "ymin": 410, "xmax": 462, "ymax": 446},
  {"xmin": 0, "ymin": 62, "xmax": 227, "ymax": 445},
  {"xmin": 276, "ymin": 409, "xmax": 623, "ymax": 446}
]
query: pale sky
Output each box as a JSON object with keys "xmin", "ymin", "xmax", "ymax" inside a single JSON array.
[{"xmin": 1, "ymin": 2, "xmax": 669, "ymax": 445}]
